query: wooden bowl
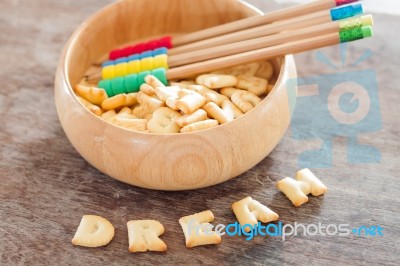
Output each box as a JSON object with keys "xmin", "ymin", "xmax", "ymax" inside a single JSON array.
[{"xmin": 54, "ymin": 0, "xmax": 297, "ymax": 190}]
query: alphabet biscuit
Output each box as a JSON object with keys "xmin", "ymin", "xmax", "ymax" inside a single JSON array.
[
  {"xmin": 145, "ymin": 74, "xmax": 165, "ymax": 88},
  {"xmin": 180, "ymin": 119, "xmax": 219, "ymax": 133},
  {"xmin": 188, "ymin": 84, "xmax": 228, "ymax": 106},
  {"xmin": 155, "ymin": 86, "xmax": 181, "ymax": 102},
  {"xmin": 196, "ymin": 74, "xmax": 238, "ymax": 89},
  {"xmin": 147, "ymin": 107, "xmax": 182, "ymax": 133},
  {"xmin": 118, "ymin": 106, "xmax": 132, "ymax": 115},
  {"xmin": 296, "ymin": 168, "xmax": 328, "ymax": 196},
  {"xmin": 101, "ymin": 94, "xmax": 127, "ymax": 111},
  {"xmin": 231, "ymin": 90, "xmax": 262, "ymax": 113},
  {"xmin": 170, "ymin": 80, "xmax": 196, "ymax": 88},
  {"xmin": 72, "ymin": 215, "xmax": 115, "ymax": 248},
  {"xmin": 236, "ymin": 76, "xmax": 268, "ymax": 96},
  {"xmin": 221, "ymin": 100, "xmax": 243, "ymax": 119},
  {"xmin": 137, "ymin": 91, "xmax": 165, "ymax": 112},
  {"xmin": 127, "ymin": 220, "xmax": 167, "ymax": 252},
  {"xmin": 101, "ymin": 110, "xmax": 117, "ymax": 122},
  {"xmin": 125, "ymin": 93, "xmax": 138, "ymax": 106},
  {"xmin": 203, "ymin": 102, "xmax": 234, "ymax": 124},
  {"xmin": 75, "ymin": 84, "xmax": 108, "ymax": 105},
  {"xmin": 232, "ymin": 197, "xmax": 279, "ymax": 232},
  {"xmin": 174, "ymin": 109, "xmax": 208, "ymax": 127},
  {"xmin": 179, "ymin": 210, "xmax": 221, "ymax": 248},
  {"xmin": 220, "ymin": 87, "xmax": 241, "ymax": 98},
  {"xmin": 112, "ymin": 117, "xmax": 147, "ymax": 132},
  {"xmin": 165, "ymin": 97, "xmax": 180, "ymax": 111},
  {"xmin": 276, "ymin": 168, "xmax": 327, "ymax": 207},
  {"xmin": 140, "ymin": 83, "xmax": 156, "ymax": 96},
  {"xmin": 176, "ymin": 93, "xmax": 206, "ymax": 114},
  {"xmin": 77, "ymin": 96, "xmax": 103, "ymax": 116}
]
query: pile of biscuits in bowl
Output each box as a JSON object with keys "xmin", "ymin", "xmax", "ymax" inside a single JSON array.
[{"xmin": 75, "ymin": 61, "xmax": 275, "ymax": 133}]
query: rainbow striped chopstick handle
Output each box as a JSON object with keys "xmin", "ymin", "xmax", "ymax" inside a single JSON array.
[{"xmin": 108, "ymin": 36, "xmax": 172, "ymax": 61}]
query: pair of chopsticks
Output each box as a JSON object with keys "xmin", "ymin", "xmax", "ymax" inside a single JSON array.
[
  {"xmin": 89, "ymin": 0, "xmax": 373, "ymax": 82},
  {"xmin": 171, "ymin": 0, "xmax": 360, "ymax": 47}
]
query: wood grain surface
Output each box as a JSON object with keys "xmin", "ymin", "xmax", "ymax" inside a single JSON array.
[{"xmin": 0, "ymin": 0, "xmax": 399, "ymax": 265}]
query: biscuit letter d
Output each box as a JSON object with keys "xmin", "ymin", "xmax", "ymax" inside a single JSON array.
[{"xmin": 71, "ymin": 215, "xmax": 115, "ymax": 248}]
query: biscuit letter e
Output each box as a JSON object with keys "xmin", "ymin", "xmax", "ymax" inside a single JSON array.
[{"xmin": 179, "ymin": 210, "xmax": 221, "ymax": 248}]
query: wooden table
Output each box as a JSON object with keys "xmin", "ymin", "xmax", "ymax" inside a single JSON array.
[{"xmin": 1, "ymin": 0, "xmax": 399, "ymax": 265}]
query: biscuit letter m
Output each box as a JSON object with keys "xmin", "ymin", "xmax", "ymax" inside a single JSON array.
[{"xmin": 276, "ymin": 168, "xmax": 328, "ymax": 207}]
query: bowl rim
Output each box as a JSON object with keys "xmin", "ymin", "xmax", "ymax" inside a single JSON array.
[{"xmin": 60, "ymin": 0, "xmax": 291, "ymax": 136}]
